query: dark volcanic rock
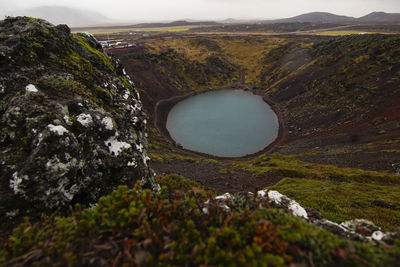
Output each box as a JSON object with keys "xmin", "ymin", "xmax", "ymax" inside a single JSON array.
[
  {"xmin": 371, "ymin": 199, "xmax": 396, "ymax": 209},
  {"xmin": 0, "ymin": 17, "xmax": 158, "ymax": 225}
]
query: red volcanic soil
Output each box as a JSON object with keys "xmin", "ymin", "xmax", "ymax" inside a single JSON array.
[
  {"xmin": 107, "ymin": 46, "xmax": 183, "ymax": 118},
  {"xmin": 107, "ymin": 43, "xmax": 400, "ymax": 193}
]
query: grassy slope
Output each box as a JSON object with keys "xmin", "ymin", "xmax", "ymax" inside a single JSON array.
[
  {"xmin": 231, "ymin": 154, "xmax": 400, "ymax": 230},
  {"xmin": 147, "ymin": 36, "xmax": 291, "ymax": 84}
]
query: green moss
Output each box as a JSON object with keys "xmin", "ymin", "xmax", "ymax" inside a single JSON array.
[
  {"xmin": 120, "ymin": 77, "xmax": 133, "ymax": 90},
  {"xmin": 73, "ymin": 35, "xmax": 115, "ymax": 72},
  {"xmin": 92, "ymin": 84, "xmax": 112, "ymax": 104}
]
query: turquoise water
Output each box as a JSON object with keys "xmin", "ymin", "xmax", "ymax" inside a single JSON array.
[{"xmin": 166, "ymin": 90, "xmax": 279, "ymax": 157}]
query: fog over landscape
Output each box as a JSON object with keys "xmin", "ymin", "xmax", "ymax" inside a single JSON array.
[{"xmin": 1, "ymin": 0, "xmax": 400, "ymax": 22}]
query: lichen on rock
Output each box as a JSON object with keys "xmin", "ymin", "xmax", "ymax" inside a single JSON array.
[{"xmin": 0, "ymin": 16, "xmax": 158, "ymax": 227}]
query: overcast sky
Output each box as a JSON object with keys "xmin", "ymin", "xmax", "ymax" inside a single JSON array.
[{"xmin": 1, "ymin": 0, "xmax": 399, "ymax": 21}]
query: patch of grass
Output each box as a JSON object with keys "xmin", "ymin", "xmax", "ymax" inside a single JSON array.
[
  {"xmin": 231, "ymin": 154, "xmax": 400, "ymax": 184},
  {"xmin": 271, "ymin": 178, "xmax": 400, "ymax": 231},
  {"xmin": 149, "ymin": 152, "xmax": 218, "ymax": 164}
]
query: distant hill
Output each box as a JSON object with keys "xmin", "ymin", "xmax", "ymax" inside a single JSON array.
[
  {"xmin": 260, "ymin": 11, "xmax": 400, "ymax": 24},
  {"xmin": 73, "ymin": 20, "xmax": 221, "ymax": 31},
  {"xmin": 358, "ymin": 12, "xmax": 400, "ymax": 23},
  {"xmin": 265, "ymin": 12, "xmax": 356, "ymax": 24},
  {"xmin": 130, "ymin": 20, "xmax": 221, "ymax": 28},
  {"xmin": 5, "ymin": 6, "xmax": 110, "ymax": 27}
]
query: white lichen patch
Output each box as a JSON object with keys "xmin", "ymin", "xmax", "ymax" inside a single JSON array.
[
  {"xmin": 45, "ymin": 178, "xmax": 79, "ymax": 203},
  {"xmin": 101, "ymin": 116, "xmax": 113, "ymax": 130},
  {"xmin": 0, "ymin": 84, "xmax": 4, "ymax": 94},
  {"xmin": 64, "ymin": 115, "xmax": 73, "ymax": 126},
  {"xmin": 25, "ymin": 84, "xmax": 38, "ymax": 93},
  {"xmin": 127, "ymin": 160, "xmax": 137, "ymax": 167},
  {"xmin": 142, "ymin": 155, "xmax": 150, "ymax": 165},
  {"xmin": 9, "ymin": 172, "xmax": 28, "ymax": 196},
  {"xmin": 136, "ymin": 143, "xmax": 143, "ymax": 152},
  {"xmin": 45, "ymin": 155, "xmax": 80, "ymax": 176},
  {"xmin": 105, "ymin": 135, "xmax": 131, "ymax": 156},
  {"xmin": 122, "ymin": 68, "xmax": 127, "ymax": 75},
  {"xmin": 48, "ymin": 124, "xmax": 69, "ymax": 136},
  {"xmin": 76, "ymin": 113, "xmax": 93, "ymax": 127},
  {"xmin": 123, "ymin": 90, "xmax": 130, "ymax": 100},
  {"xmin": 6, "ymin": 209, "xmax": 20, "ymax": 218}
]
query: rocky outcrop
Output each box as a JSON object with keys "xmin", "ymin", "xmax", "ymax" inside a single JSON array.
[
  {"xmin": 0, "ymin": 17, "xmax": 158, "ymax": 225},
  {"xmin": 211, "ymin": 190, "xmax": 400, "ymax": 245}
]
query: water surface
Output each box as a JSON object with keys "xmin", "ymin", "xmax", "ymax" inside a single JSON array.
[{"xmin": 166, "ymin": 90, "xmax": 279, "ymax": 157}]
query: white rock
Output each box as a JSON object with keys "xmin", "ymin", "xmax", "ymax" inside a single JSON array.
[
  {"xmin": 215, "ymin": 192, "xmax": 233, "ymax": 201},
  {"xmin": 76, "ymin": 113, "xmax": 93, "ymax": 127},
  {"xmin": 288, "ymin": 200, "xmax": 308, "ymax": 219},
  {"xmin": 48, "ymin": 124, "xmax": 69, "ymax": 136},
  {"xmin": 267, "ymin": 190, "xmax": 284, "ymax": 204},
  {"xmin": 25, "ymin": 84, "xmax": 38, "ymax": 93},
  {"xmin": 221, "ymin": 204, "xmax": 231, "ymax": 212},
  {"xmin": 372, "ymin": 231, "xmax": 384, "ymax": 241},
  {"xmin": 257, "ymin": 189, "xmax": 308, "ymax": 219},
  {"xmin": 80, "ymin": 31, "xmax": 96, "ymax": 40}
]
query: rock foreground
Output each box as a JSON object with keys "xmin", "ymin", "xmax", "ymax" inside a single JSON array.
[{"xmin": 0, "ymin": 17, "xmax": 158, "ymax": 226}]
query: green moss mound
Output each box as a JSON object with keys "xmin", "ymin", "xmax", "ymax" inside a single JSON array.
[{"xmin": 1, "ymin": 175, "xmax": 399, "ymax": 266}]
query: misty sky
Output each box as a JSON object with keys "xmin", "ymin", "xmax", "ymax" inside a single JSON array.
[{"xmin": 1, "ymin": 0, "xmax": 399, "ymax": 21}]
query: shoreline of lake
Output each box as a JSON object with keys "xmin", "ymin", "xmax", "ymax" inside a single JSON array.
[{"xmin": 153, "ymin": 86, "xmax": 287, "ymax": 160}]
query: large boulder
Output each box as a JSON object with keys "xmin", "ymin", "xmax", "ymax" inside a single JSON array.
[{"xmin": 0, "ymin": 17, "xmax": 158, "ymax": 226}]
